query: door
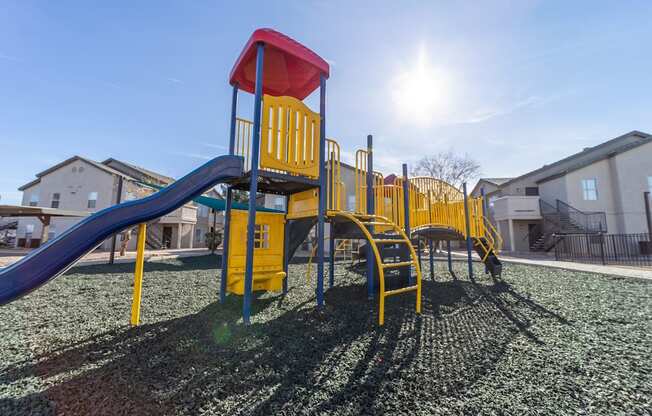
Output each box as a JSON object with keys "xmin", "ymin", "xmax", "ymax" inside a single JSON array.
[
  {"xmin": 162, "ymin": 226, "xmax": 173, "ymax": 249},
  {"xmin": 527, "ymin": 223, "xmax": 539, "ymax": 248}
]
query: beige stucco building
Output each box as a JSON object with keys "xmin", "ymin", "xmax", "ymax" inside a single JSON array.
[
  {"xmin": 471, "ymin": 131, "xmax": 652, "ymax": 252},
  {"xmin": 14, "ymin": 156, "xmax": 222, "ymax": 251}
]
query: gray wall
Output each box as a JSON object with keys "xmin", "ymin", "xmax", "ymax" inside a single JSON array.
[
  {"xmin": 612, "ymin": 140, "xmax": 652, "ymax": 233},
  {"xmin": 17, "ymin": 159, "xmax": 119, "ymax": 248}
]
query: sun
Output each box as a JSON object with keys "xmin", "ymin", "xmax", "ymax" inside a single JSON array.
[{"xmin": 391, "ymin": 46, "xmax": 446, "ymax": 125}]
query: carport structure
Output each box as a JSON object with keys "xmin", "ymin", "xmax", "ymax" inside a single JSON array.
[{"xmin": 0, "ymin": 205, "xmax": 89, "ymax": 247}]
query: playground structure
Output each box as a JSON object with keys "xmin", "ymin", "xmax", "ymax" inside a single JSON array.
[
  {"xmin": 218, "ymin": 29, "xmax": 503, "ymax": 326},
  {"xmin": 0, "ymin": 28, "xmax": 502, "ymax": 328}
]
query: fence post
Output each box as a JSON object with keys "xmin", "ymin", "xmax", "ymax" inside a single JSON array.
[{"xmin": 599, "ymin": 233, "xmax": 606, "ymax": 265}]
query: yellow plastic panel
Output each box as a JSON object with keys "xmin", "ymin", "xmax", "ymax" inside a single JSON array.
[
  {"xmin": 287, "ymin": 188, "xmax": 319, "ymax": 219},
  {"xmin": 260, "ymin": 95, "xmax": 320, "ymax": 178},
  {"xmin": 227, "ymin": 210, "xmax": 286, "ymax": 295}
]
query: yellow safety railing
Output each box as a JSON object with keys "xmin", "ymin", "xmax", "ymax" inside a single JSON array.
[
  {"xmin": 234, "ymin": 117, "xmax": 254, "ymax": 172},
  {"xmin": 260, "ymin": 94, "xmax": 320, "ymax": 178},
  {"xmin": 326, "ymin": 139, "xmax": 343, "ymax": 211},
  {"xmin": 234, "ymin": 95, "xmax": 321, "ymax": 178}
]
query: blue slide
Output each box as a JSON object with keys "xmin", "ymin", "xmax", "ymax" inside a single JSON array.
[{"xmin": 0, "ymin": 155, "xmax": 243, "ymax": 305}]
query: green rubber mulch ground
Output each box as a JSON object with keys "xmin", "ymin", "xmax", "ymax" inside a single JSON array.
[{"xmin": 0, "ymin": 255, "xmax": 650, "ymax": 415}]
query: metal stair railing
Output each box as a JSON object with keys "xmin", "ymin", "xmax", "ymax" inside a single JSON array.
[
  {"xmin": 556, "ymin": 199, "xmax": 607, "ymax": 234},
  {"xmin": 145, "ymin": 220, "xmax": 165, "ymax": 249}
]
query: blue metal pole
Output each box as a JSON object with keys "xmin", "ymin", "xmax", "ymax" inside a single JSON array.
[
  {"xmin": 447, "ymin": 240, "xmax": 454, "ymax": 277},
  {"xmin": 242, "ymin": 43, "xmax": 265, "ymax": 324},
  {"xmin": 316, "ymin": 75, "xmax": 327, "ymax": 307},
  {"xmin": 402, "ymin": 163, "xmax": 412, "ymax": 285},
  {"xmin": 427, "ymin": 190, "xmax": 434, "ymax": 280},
  {"xmin": 462, "ymin": 182, "xmax": 474, "ymax": 281},
  {"xmin": 329, "ymin": 230, "xmax": 335, "ymax": 288},
  {"xmin": 366, "ymin": 134, "xmax": 374, "ymax": 299},
  {"xmin": 480, "ymin": 187, "xmax": 489, "ymax": 274},
  {"xmin": 220, "ymin": 83, "xmax": 239, "ymax": 303},
  {"xmin": 283, "ymin": 196, "xmax": 290, "ymax": 294},
  {"xmin": 328, "ymin": 150, "xmax": 335, "ymax": 289},
  {"xmin": 429, "ymin": 238, "xmax": 434, "ymax": 280}
]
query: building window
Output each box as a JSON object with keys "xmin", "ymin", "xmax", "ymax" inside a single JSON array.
[
  {"xmin": 525, "ymin": 187, "xmax": 539, "ymax": 196},
  {"xmin": 253, "ymin": 224, "xmax": 270, "ymax": 249},
  {"xmin": 582, "ymin": 179, "xmax": 598, "ymax": 201},
  {"xmin": 29, "ymin": 193, "xmax": 39, "ymax": 207},
  {"xmin": 87, "ymin": 192, "xmax": 98, "ymax": 208},
  {"xmin": 48, "ymin": 224, "xmax": 57, "ymax": 240},
  {"xmin": 273, "ymin": 197, "xmax": 285, "ymax": 211},
  {"xmin": 195, "ymin": 228, "xmax": 202, "ymax": 242},
  {"xmin": 25, "ymin": 223, "xmax": 34, "ymax": 241},
  {"xmin": 51, "ymin": 193, "xmax": 60, "ymax": 208},
  {"xmin": 347, "ymin": 195, "xmax": 356, "ymax": 211}
]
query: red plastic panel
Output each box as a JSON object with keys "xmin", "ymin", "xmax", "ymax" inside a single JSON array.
[{"xmin": 229, "ymin": 28, "xmax": 330, "ymax": 100}]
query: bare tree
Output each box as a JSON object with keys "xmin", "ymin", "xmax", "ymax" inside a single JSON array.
[{"xmin": 411, "ymin": 151, "xmax": 481, "ymax": 190}]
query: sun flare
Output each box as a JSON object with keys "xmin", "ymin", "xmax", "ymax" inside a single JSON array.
[{"xmin": 391, "ymin": 46, "xmax": 446, "ymax": 125}]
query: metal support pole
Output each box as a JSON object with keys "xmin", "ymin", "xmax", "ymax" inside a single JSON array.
[
  {"xmin": 427, "ymin": 190, "xmax": 434, "ymax": 280},
  {"xmin": 328, "ymin": 150, "xmax": 336, "ymax": 289},
  {"xmin": 329, "ymin": 233, "xmax": 335, "ymax": 288},
  {"xmin": 447, "ymin": 240, "xmax": 454, "ymax": 276},
  {"xmin": 242, "ymin": 43, "xmax": 265, "ymax": 324},
  {"xmin": 316, "ymin": 75, "xmax": 327, "ymax": 307},
  {"xmin": 220, "ymin": 83, "xmax": 239, "ymax": 303},
  {"xmin": 130, "ymin": 223, "xmax": 147, "ymax": 326},
  {"xmin": 109, "ymin": 176, "xmax": 124, "ymax": 265},
  {"xmin": 283, "ymin": 196, "xmax": 290, "ymax": 294},
  {"xmin": 462, "ymin": 182, "xmax": 474, "ymax": 281},
  {"xmin": 429, "ymin": 239, "xmax": 435, "ymax": 280},
  {"xmin": 402, "ymin": 163, "xmax": 412, "ymax": 284},
  {"xmin": 366, "ymin": 134, "xmax": 375, "ymax": 299}
]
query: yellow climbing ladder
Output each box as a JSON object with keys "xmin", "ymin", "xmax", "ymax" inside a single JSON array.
[{"xmin": 329, "ymin": 211, "xmax": 422, "ymax": 326}]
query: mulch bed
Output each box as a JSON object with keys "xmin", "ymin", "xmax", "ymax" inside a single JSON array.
[{"xmin": 1, "ymin": 255, "xmax": 650, "ymax": 415}]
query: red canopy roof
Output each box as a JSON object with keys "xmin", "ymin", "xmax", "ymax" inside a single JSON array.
[{"xmin": 229, "ymin": 28, "xmax": 330, "ymax": 100}]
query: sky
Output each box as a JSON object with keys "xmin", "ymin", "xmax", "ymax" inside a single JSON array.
[{"xmin": 1, "ymin": 1, "xmax": 651, "ymax": 204}]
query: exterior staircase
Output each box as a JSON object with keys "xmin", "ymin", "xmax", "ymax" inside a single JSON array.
[
  {"xmin": 528, "ymin": 199, "xmax": 607, "ymax": 252},
  {"xmin": 145, "ymin": 220, "xmax": 165, "ymax": 249}
]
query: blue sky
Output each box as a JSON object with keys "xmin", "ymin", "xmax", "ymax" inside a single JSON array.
[{"xmin": 1, "ymin": 1, "xmax": 651, "ymax": 204}]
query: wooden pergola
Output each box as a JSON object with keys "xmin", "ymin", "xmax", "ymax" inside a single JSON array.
[{"xmin": 0, "ymin": 205, "xmax": 89, "ymax": 246}]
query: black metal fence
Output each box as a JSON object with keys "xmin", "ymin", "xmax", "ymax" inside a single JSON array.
[{"xmin": 554, "ymin": 233, "xmax": 652, "ymax": 267}]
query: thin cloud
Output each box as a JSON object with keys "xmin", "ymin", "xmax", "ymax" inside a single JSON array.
[
  {"xmin": 166, "ymin": 77, "xmax": 183, "ymax": 84},
  {"xmin": 200, "ymin": 142, "xmax": 228, "ymax": 150},
  {"xmin": 169, "ymin": 151, "xmax": 211, "ymax": 160},
  {"xmin": 454, "ymin": 92, "xmax": 571, "ymax": 125},
  {"xmin": 0, "ymin": 53, "xmax": 20, "ymax": 62}
]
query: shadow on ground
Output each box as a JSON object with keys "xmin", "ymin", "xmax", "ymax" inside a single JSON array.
[
  {"xmin": 66, "ymin": 254, "xmax": 223, "ymax": 275},
  {"xmin": 0, "ymin": 270, "xmax": 567, "ymax": 415}
]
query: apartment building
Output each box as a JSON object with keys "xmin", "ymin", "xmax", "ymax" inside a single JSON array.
[
  {"xmin": 472, "ymin": 131, "xmax": 652, "ymax": 252},
  {"xmin": 14, "ymin": 156, "xmax": 222, "ymax": 251}
]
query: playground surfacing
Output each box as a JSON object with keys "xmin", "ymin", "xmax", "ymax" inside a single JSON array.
[{"xmin": 0, "ymin": 257, "xmax": 650, "ymax": 415}]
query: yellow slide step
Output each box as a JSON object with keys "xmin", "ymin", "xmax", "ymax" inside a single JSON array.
[
  {"xmin": 381, "ymin": 261, "xmax": 413, "ymax": 269},
  {"xmin": 384, "ymin": 285, "xmax": 418, "ymax": 297}
]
